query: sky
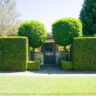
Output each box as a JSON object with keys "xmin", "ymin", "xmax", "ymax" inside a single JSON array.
[{"xmin": 16, "ymin": 0, "xmax": 84, "ymax": 32}]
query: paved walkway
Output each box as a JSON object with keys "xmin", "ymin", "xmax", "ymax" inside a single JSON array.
[{"xmin": 0, "ymin": 65, "xmax": 96, "ymax": 77}]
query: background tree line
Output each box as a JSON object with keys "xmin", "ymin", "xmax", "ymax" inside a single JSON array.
[{"xmin": 0, "ymin": 0, "xmax": 20, "ymax": 36}]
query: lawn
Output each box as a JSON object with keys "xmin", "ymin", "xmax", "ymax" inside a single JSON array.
[{"xmin": 0, "ymin": 76, "xmax": 96, "ymax": 96}]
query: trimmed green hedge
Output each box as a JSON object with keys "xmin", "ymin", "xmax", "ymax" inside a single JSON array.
[
  {"xmin": 0, "ymin": 37, "xmax": 28, "ymax": 71},
  {"xmin": 60, "ymin": 59, "xmax": 73, "ymax": 70},
  {"xmin": 73, "ymin": 37, "xmax": 96, "ymax": 71},
  {"xmin": 27, "ymin": 60, "xmax": 40, "ymax": 70}
]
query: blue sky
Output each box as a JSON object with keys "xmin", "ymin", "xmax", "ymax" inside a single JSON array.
[{"xmin": 16, "ymin": 0, "xmax": 84, "ymax": 32}]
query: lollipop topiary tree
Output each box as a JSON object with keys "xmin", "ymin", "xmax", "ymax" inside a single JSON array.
[
  {"xmin": 18, "ymin": 20, "xmax": 47, "ymax": 60},
  {"xmin": 52, "ymin": 17, "xmax": 82, "ymax": 60}
]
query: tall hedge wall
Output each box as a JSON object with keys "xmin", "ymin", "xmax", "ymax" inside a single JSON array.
[
  {"xmin": 73, "ymin": 37, "xmax": 96, "ymax": 71},
  {"xmin": 0, "ymin": 37, "xmax": 28, "ymax": 71}
]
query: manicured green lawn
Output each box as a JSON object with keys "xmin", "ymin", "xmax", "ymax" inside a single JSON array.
[{"xmin": 0, "ymin": 76, "xmax": 96, "ymax": 96}]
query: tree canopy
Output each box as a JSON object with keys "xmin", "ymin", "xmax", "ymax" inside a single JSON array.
[
  {"xmin": 18, "ymin": 20, "xmax": 47, "ymax": 48},
  {"xmin": 0, "ymin": 0, "xmax": 20, "ymax": 36},
  {"xmin": 52, "ymin": 17, "xmax": 82, "ymax": 46},
  {"xmin": 80, "ymin": 0, "xmax": 96, "ymax": 36}
]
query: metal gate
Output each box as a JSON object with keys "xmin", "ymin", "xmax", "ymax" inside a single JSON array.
[
  {"xmin": 44, "ymin": 51, "xmax": 56, "ymax": 64},
  {"xmin": 42, "ymin": 43, "xmax": 56, "ymax": 65}
]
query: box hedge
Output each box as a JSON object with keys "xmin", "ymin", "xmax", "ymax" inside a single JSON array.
[
  {"xmin": 27, "ymin": 60, "xmax": 40, "ymax": 70},
  {"xmin": 73, "ymin": 37, "xmax": 96, "ymax": 71},
  {"xmin": 60, "ymin": 59, "xmax": 73, "ymax": 70},
  {"xmin": 0, "ymin": 37, "xmax": 28, "ymax": 71}
]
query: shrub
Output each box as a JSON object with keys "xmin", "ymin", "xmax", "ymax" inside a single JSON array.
[
  {"xmin": 27, "ymin": 60, "xmax": 40, "ymax": 70},
  {"xmin": 60, "ymin": 59, "xmax": 73, "ymax": 70},
  {"xmin": 0, "ymin": 37, "xmax": 28, "ymax": 71},
  {"xmin": 73, "ymin": 37, "xmax": 96, "ymax": 71}
]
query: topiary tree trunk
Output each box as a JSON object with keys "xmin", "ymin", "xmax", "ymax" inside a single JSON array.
[
  {"xmin": 30, "ymin": 48, "xmax": 35, "ymax": 60},
  {"xmin": 32, "ymin": 48, "xmax": 35, "ymax": 60},
  {"xmin": 63, "ymin": 46, "xmax": 68, "ymax": 61}
]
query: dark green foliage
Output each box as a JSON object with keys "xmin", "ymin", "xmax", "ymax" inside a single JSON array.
[
  {"xmin": 73, "ymin": 37, "xmax": 96, "ymax": 70},
  {"xmin": 52, "ymin": 17, "xmax": 82, "ymax": 46},
  {"xmin": 18, "ymin": 20, "xmax": 47, "ymax": 48},
  {"xmin": 0, "ymin": 37, "xmax": 28, "ymax": 71},
  {"xmin": 27, "ymin": 60, "xmax": 40, "ymax": 70},
  {"xmin": 80, "ymin": 0, "xmax": 96, "ymax": 35},
  {"xmin": 60, "ymin": 59, "xmax": 73, "ymax": 70}
]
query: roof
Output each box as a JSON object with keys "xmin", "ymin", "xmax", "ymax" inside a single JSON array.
[{"xmin": 45, "ymin": 33, "xmax": 55, "ymax": 43}]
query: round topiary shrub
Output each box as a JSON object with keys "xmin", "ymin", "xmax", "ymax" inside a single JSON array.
[
  {"xmin": 18, "ymin": 20, "xmax": 47, "ymax": 48},
  {"xmin": 52, "ymin": 17, "xmax": 82, "ymax": 46}
]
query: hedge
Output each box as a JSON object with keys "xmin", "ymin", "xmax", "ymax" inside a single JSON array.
[
  {"xmin": 60, "ymin": 59, "xmax": 73, "ymax": 70},
  {"xmin": 73, "ymin": 37, "xmax": 96, "ymax": 71},
  {"xmin": 0, "ymin": 37, "xmax": 28, "ymax": 71},
  {"xmin": 27, "ymin": 60, "xmax": 40, "ymax": 70}
]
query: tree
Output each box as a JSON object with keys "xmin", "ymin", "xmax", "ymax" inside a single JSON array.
[
  {"xmin": 0, "ymin": 0, "xmax": 20, "ymax": 36},
  {"xmin": 18, "ymin": 20, "xmax": 47, "ymax": 59},
  {"xmin": 52, "ymin": 17, "xmax": 82, "ymax": 60},
  {"xmin": 80, "ymin": 0, "xmax": 96, "ymax": 36}
]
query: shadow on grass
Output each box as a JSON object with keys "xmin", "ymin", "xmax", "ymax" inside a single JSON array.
[
  {"xmin": 29, "ymin": 64, "xmax": 96, "ymax": 75},
  {"xmin": 0, "ymin": 93, "xmax": 96, "ymax": 95},
  {"xmin": 0, "ymin": 64, "xmax": 96, "ymax": 75}
]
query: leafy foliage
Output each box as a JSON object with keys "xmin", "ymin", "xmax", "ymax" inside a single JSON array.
[
  {"xmin": 60, "ymin": 59, "xmax": 73, "ymax": 70},
  {"xmin": 73, "ymin": 37, "xmax": 96, "ymax": 70},
  {"xmin": 27, "ymin": 60, "xmax": 40, "ymax": 70},
  {"xmin": 0, "ymin": 37, "xmax": 28, "ymax": 71},
  {"xmin": 52, "ymin": 17, "xmax": 82, "ymax": 46},
  {"xmin": 18, "ymin": 20, "xmax": 47, "ymax": 48},
  {"xmin": 0, "ymin": 0, "xmax": 20, "ymax": 36},
  {"xmin": 80, "ymin": 0, "xmax": 96, "ymax": 35}
]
